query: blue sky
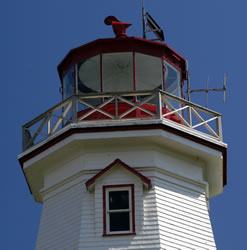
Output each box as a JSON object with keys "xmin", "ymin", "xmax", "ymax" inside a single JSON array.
[{"xmin": 3, "ymin": 0, "xmax": 247, "ymax": 249}]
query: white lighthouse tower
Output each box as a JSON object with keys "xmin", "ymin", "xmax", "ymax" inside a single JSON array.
[{"xmin": 18, "ymin": 16, "xmax": 227, "ymax": 249}]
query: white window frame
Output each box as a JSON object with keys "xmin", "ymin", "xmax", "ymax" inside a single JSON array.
[{"xmin": 103, "ymin": 184, "xmax": 135, "ymax": 236}]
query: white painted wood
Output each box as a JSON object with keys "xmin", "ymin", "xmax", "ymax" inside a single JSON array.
[
  {"xmin": 23, "ymin": 126, "xmax": 221, "ymax": 249},
  {"xmin": 152, "ymin": 175, "xmax": 216, "ymax": 250},
  {"xmin": 86, "ymin": 165, "xmax": 162, "ymax": 249},
  {"xmin": 36, "ymin": 182, "xmax": 83, "ymax": 249},
  {"xmin": 22, "ymin": 127, "xmax": 224, "ymax": 202}
]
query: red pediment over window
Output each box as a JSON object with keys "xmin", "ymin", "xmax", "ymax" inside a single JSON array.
[{"xmin": 85, "ymin": 159, "xmax": 152, "ymax": 191}]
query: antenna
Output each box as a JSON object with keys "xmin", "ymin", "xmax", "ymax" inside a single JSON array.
[
  {"xmin": 142, "ymin": 0, "xmax": 165, "ymax": 41},
  {"xmin": 223, "ymin": 73, "xmax": 226, "ymax": 103},
  {"xmin": 187, "ymin": 74, "xmax": 227, "ymax": 107},
  {"xmin": 206, "ymin": 76, "xmax": 209, "ymax": 107},
  {"xmin": 142, "ymin": 0, "xmax": 146, "ymax": 39}
]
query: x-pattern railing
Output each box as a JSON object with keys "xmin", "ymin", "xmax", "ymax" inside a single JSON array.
[
  {"xmin": 160, "ymin": 91, "xmax": 222, "ymax": 140},
  {"xmin": 22, "ymin": 90, "xmax": 223, "ymax": 151},
  {"xmin": 77, "ymin": 92, "xmax": 157, "ymax": 121}
]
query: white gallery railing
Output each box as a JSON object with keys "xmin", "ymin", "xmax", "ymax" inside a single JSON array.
[{"xmin": 22, "ymin": 90, "xmax": 223, "ymax": 151}]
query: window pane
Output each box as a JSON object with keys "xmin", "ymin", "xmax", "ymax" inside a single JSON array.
[
  {"xmin": 63, "ymin": 66, "xmax": 75, "ymax": 99},
  {"xmin": 136, "ymin": 53, "xmax": 163, "ymax": 91},
  {"xmin": 109, "ymin": 190, "xmax": 129, "ymax": 210},
  {"xmin": 103, "ymin": 52, "xmax": 133, "ymax": 92},
  {"xmin": 164, "ymin": 61, "xmax": 181, "ymax": 97},
  {"xmin": 109, "ymin": 212, "xmax": 130, "ymax": 232},
  {"xmin": 164, "ymin": 61, "xmax": 181, "ymax": 110},
  {"xmin": 78, "ymin": 55, "xmax": 100, "ymax": 94}
]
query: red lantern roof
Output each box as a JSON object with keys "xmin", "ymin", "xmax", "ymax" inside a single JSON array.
[{"xmin": 57, "ymin": 36, "xmax": 187, "ymax": 82}]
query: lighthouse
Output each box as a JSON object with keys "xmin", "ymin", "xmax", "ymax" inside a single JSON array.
[{"xmin": 18, "ymin": 16, "xmax": 227, "ymax": 249}]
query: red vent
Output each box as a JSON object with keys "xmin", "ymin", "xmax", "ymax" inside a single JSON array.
[{"xmin": 104, "ymin": 16, "xmax": 131, "ymax": 38}]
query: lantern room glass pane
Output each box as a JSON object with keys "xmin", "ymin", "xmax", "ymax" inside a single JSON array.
[
  {"xmin": 164, "ymin": 61, "xmax": 181, "ymax": 110},
  {"xmin": 135, "ymin": 53, "xmax": 163, "ymax": 91},
  {"xmin": 164, "ymin": 61, "xmax": 181, "ymax": 97},
  {"xmin": 63, "ymin": 66, "xmax": 75, "ymax": 99},
  {"xmin": 102, "ymin": 52, "xmax": 133, "ymax": 92},
  {"xmin": 78, "ymin": 55, "xmax": 100, "ymax": 94}
]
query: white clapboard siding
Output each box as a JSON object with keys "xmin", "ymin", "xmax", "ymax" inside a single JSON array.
[
  {"xmin": 36, "ymin": 158, "xmax": 217, "ymax": 250},
  {"xmin": 150, "ymin": 174, "xmax": 216, "ymax": 250},
  {"xmin": 36, "ymin": 182, "xmax": 83, "ymax": 249},
  {"xmin": 78, "ymin": 165, "xmax": 162, "ymax": 249}
]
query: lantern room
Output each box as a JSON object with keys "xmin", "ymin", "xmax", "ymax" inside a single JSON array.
[{"xmin": 58, "ymin": 37, "xmax": 187, "ymax": 101}]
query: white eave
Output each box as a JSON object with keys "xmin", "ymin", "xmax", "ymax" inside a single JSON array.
[{"xmin": 18, "ymin": 119, "xmax": 227, "ymax": 201}]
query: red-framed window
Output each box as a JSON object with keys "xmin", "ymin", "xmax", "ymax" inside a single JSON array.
[{"xmin": 103, "ymin": 184, "xmax": 136, "ymax": 236}]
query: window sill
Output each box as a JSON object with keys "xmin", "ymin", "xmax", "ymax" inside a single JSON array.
[{"xmin": 102, "ymin": 232, "xmax": 136, "ymax": 237}]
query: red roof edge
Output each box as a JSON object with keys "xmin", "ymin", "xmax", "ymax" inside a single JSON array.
[{"xmin": 85, "ymin": 158, "xmax": 152, "ymax": 190}]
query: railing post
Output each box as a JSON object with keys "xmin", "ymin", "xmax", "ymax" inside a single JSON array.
[
  {"xmin": 72, "ymin": 95, "xmax": 78, "ymax": 123},
  {"xmin": 156, "ymin": 90, "xmax": 162, "ymax": 120},
  {"xmin": 216, "ymin": 115, "xmax": 223, "ymax": 141},
  {"xmin": 47, "ymin": 112, "xmax": 51, "ymax": 135},
  {"xmin": 188, "ymin": 106, "xmax": 192, "ymax": 127},
  {"xmin": 115, "ymin": 95, "xmax": 119, "ymax": 119},
  {"xmin": 22, "ymin": 126, "xmax": 32, "ymax": 151}
]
